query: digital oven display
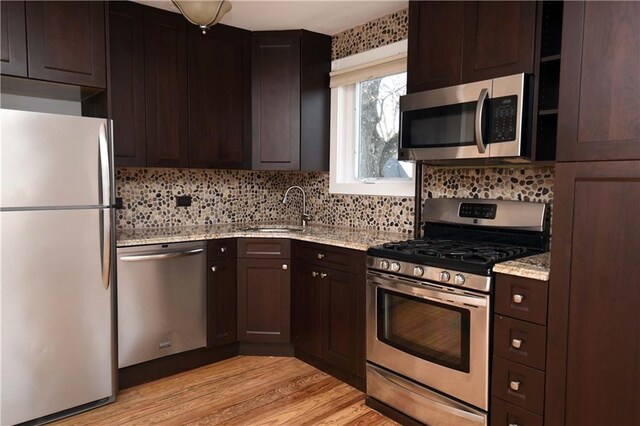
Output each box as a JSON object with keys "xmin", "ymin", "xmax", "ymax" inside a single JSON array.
[{"xmin": 459, "ymin": 203, "xmax": 497, "ymax": 219}]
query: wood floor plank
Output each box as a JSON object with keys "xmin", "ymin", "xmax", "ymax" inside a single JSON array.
[{"xmin": 53, "ymin": 356, "xmax": 396, "ymax": 426}]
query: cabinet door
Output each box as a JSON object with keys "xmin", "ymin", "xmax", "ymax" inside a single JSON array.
[
  {"xmin": 25, "ymin": 1, "xmax": 106, "ymax": 87},
  {"xmin": 407, "ymin": 1, "xmax": 464, "ymax": 93},
  {"xmin": 1, "ymin": 1, "xmax": 27, "ymax": 77},
  {"xmin": 109, "ymin": 1, "xmax": 146, "ymax": 167},
  {"xmin": 557, "ymin": 1, "xmax": 640, "ymax": 162},
  {"xmin": 188, "ymin": 24, "xmax": 251, "ymax": 169},
  {"xmin": 321, "ymin": 267, "xmax": 359, "ymax": 374},
  {"xmin": 237, "ymin": 258, "xmax": 290, "ymax": 343},
  {"xmin": 251, "ymin": 34, "xmax": 301, "ymax": 170},
  {"xmin": 292, "ymin": 261, "xmax": 322, "ymax": 357},
  {"xmin": 144, "ymin": 8, "xmax": 188, "ymax": 168},
  {"xmin": 461, "ymin": 1, "xmax": 536, "ymax": 83},
  {"xmin": 207, "ymin": 256, "xmax": 237, "ymax": 348},
  {"xmin": 546, "ymin": 161, "xmax": 640, "ymax": 426}
]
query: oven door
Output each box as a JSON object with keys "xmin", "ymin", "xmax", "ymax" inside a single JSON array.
[{"xmin": 366, "ymin": 272, "xmax": 490, "ymax": 410}]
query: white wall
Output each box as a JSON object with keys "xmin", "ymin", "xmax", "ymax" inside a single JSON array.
[{"xmin": 0, "ymin": 93, "xmax": 82, "ymax": 116}]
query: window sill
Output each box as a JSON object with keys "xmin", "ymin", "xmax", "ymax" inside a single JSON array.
[{"xmin": 329, "ymin": 181, "xmax": 415, "ymax": 197}]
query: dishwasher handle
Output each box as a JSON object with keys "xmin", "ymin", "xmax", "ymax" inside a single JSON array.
[{"xmin": 120, "ymin": 248, "xmax": 204, "ymax": 262}]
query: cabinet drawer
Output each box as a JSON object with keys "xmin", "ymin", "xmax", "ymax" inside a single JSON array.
[
  {"xmin": 294, "ymin": 241, "xmax": 362, "ymax": 273},
  {"xmin": 494, "ymin": 315, "xmax": 546, "ymax": 371},
  {"xmin": 208, "ymin": 239, "xmax": 235, "ymax": 260},
  {"xmin": 492, "ymin": 357, "xmax": 545, "ymax": 415},
  {"xmin": 495, "ymin": 275, "xmax": 548, "ymax": 325},
  {"xmin": 238, "ymin": 238, "xmax": 290, "ymax": 258},
  {"xmin": 491, "ymin": 397, "xmax": 542, "ymax": 426}
]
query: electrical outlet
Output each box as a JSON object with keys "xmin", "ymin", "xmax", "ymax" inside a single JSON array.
[
  {"xmin": 115, "ymin": 197, "xmax": 124, "ymax": 209},
  {"xmin": 176, "ymin": 195, "xmax": 192, "ymax": 207}
]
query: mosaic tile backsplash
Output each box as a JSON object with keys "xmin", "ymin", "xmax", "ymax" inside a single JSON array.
[
  {"xmin": 115, "ymin": 166, "xmax": 554, "ymax": 235},
  {"xmin": 331, "ymin": 8, "xmax": 408, "ymax": 60}
]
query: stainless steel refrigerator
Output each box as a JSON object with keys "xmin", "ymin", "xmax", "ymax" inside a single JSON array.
[{"xmin": 0, "ymin": 109, "xmax": 116, "ymax": 424}]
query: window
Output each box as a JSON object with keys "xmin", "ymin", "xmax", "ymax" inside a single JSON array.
[{"xmin": 329, "ymin": 40, "xmax": 414, "ymax": 196}]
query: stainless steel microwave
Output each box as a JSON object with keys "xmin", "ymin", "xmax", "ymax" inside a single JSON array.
[{"xmin": 398, "ymin": 73, "xmax": 533, "ymax": 164}]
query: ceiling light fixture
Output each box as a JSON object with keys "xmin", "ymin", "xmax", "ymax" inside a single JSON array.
[{"xmin": 171, "ymin": 0, "xmax": 232, "ymax": 34}]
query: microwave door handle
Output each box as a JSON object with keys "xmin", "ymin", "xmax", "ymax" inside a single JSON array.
[{"xmin": 475, "ymin": 88, "xmax": 488, "ymax": 154}]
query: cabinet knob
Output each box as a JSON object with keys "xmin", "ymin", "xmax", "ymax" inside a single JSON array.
[
  {"xmin": 220, "ymin": 247, "xmax": 227, "ymax": 253},
  {"xmin": 512, "ymin": 294, "xmax": 524, "ymax": 304},
  {"xmin": 509, "ymin": 380, "xmax": 521, "ymax": 392},
  {"xmin": 511, "ymin": 338, "xmax": 523, "ymax": 349},
  {"xmin": 211, "ymin": 266, "xmax": 217, "ymax": 272},
  {"xmin": 317, "ymin": 253, "xmax": 325, "ymax": 259},
  {"xmin": 320, "ymin": 273, "xmax": 328, "ymax": 279},
  {"xmin": 282, "ymin": 264, "xmax": 288, "ymax": 270},
  {"xmin": 312, "ymin": 271, "xmax": 319, "ymax": 277}
]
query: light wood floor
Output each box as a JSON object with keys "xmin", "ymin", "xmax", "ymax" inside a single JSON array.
[{"xmin": 54, "ymin": 356, "xmax": 397, "ymax": 425}]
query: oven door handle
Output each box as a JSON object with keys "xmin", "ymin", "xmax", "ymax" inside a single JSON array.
[{"xmin": 370, "ymin": 278, "xmax": 488, "ymax": 309}]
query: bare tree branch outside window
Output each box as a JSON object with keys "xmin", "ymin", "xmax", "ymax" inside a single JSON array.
[{"xmin": 357, "ymin": 72, "xmax": 407, "ymax": 179}]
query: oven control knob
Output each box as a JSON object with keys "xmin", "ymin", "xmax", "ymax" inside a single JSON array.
[
  {"xmin": 390, "ymin": 262, "xmax": 401, "ymax": 272},
  {"xmin": 439, "ymin": 271, "xmax": 451, "ymax": 282},
  {"xmin": 454, "ymin": 274, "xmax": 466, "ymax": 286},
  {"xmin": 413, "ymin": 266, "xmax": 424, "ymax": 277},
  {"xmin": 380, "ymin": 260, "xmax": 390, "ymax": 270}
]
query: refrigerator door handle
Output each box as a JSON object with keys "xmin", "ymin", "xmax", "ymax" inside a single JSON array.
[
  {"xmin": 101, "ymin": 209, "xmax": 111, "ymax": 290},
  {"xmin": 98, "ymin": 123, "xmax": 111, "ymax": 207}
]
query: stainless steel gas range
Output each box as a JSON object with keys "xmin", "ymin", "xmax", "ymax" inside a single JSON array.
[{"xmin": 366, "ymin": 198, "xmax": 549, "ymax": 425}]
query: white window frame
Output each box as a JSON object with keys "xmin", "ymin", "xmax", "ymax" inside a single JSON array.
[{"xmin": 329, "ymin": 40, "xmax": 415, "ymax": 197}]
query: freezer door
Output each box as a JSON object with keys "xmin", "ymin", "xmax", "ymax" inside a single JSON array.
[
  {"xmin": 0, "ymin": 209, "xmax": 114, "ymax": 425},
  {"xmin": 0, "ymin": 109, "xmax": 111, "ymax": 209}
]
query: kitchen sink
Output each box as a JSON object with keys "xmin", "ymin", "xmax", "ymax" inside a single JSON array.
[{"xmin": 243, "ymin": 226, "xmax": 305, "ymax": 233}]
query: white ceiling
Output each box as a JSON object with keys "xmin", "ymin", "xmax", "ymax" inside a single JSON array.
[{"xmin": 132, "ymin": 0, "xmax": 407, "ymax": 35}]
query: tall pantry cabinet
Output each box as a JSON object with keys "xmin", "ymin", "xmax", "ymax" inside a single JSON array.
[{"xmin": 545, "ymin": 2, "xmax": 640, "ymax": 426}]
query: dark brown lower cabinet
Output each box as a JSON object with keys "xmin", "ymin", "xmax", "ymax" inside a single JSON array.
[
  {"xmin": 546, "ymin": 161, "xmax": 640, "ymax": 426},
  {"xmin": 492, "ymin": 273, "xmax": 548, "ymax": 425},
  {"xmin": 207, "ymin": 239, "xmax": 237, "ymax": 348},
  {"xmin": 237, "ymin": 239, "xmax": 291, "ymax": 343},
  {"xmin": 292, "ymin": 241, "xmax": 366, "ymax": 382}
]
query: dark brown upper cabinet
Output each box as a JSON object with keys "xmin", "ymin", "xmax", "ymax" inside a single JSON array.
[
  {"xmin": 143, "ymin": 7, "xmax": 189, "ymax": 168},
  {"xmin": 251, "ymin": 30, "xmax": 331, "ymax": 171},
  {"xmin": 407, "ymin": 1, "xmax": 536, "ymax": 93},
  {"xmin": 109, "ymin": 1, "xmax": 146, "ymax": 167},
  {"xmin": 188, "ymin": 24, "xmax": 251, "ymax": 169},
  {"xmin": 407, "ymin": 1, "xmax": 464, "ymax": 93},
  {"xmin": 556, "ymin": 1, "xmax": 640, "ymax": 162},
  {"xmin": 1, "ymin": 1, "xmax": 28, "ymax": 77},
  {"xmin": 461, "ymin": 1, "xmax": 536, "ymax": 84},
  {"xmin": 25, "ymin": 1, "xmax": 106, "ymax": 88}
]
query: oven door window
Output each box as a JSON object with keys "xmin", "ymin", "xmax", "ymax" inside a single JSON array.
[
  {"xmin": 377, "ymin": 288, "xmax": 471, "ymax": 373},
  {"xmin": 400, "ymin": 100, "xmax": 488, "ymax": 149}
]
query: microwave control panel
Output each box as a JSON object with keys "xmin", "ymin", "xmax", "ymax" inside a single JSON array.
[{"xmin": 489, "ymin": 95, "xmax": 518, "ymax": 142}]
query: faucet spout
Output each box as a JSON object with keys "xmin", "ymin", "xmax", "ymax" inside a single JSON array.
[{"xmin": 282, "ymin": 186, "xmax": 311, "ymax": 227}]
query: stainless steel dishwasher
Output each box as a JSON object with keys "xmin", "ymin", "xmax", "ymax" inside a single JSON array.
[{"xmin": 116, "ymin": 241, "xmax": 207, "ymax": 368}]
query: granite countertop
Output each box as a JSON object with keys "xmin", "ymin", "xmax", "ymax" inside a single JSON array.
[
  {"xmin": 116, "ymin": 222, "xmax": 407, "ymax": 251},
  {"xmin": 493, "ymin": 252, "xmax": 551, "ymax": 281},
  {"xmin": 117, "ymin": 223, "xmax": 551, "ymax": 280}
]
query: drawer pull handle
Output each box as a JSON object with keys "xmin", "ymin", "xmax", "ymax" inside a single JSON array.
[
  {"xmin": 508, "ymin": 424, "xmax": 520, "ymax": 426},
  {"xmin": 320, "ymin": 273, "xmax": 328, "ymax": 279},
  {"xmin": 509, "ymin": 380, "xmax": 521, "ymax": 392},
  {"xmin": 220, "ymin": 247, "xmax": 227, "ymax": 253},
  {"xmin": 282, "ymin": 264, "xmax": 288, "ymax": 270},
  {"xmin": 511, "ymin": 338, "xmax": 522, "ymax": 349},
  {"xmin": 211, "ymin": 266, "xmax": 217, "ymax": 272},
  {"xmin": 512, "ymin": 294, "xmax": 524, "ymax": 304},
  {"xmin": 312, "ymin": 271, "xmax": 319, "ymax": 277},
  {"xmin": 317, "ymin": 253, "xmax": 325, "ymax": 259}
]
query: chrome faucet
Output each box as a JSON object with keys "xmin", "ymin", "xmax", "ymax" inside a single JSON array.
[{"xmin": 282, "ymin": 186, "xmax": 312, "ymax": 227}]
